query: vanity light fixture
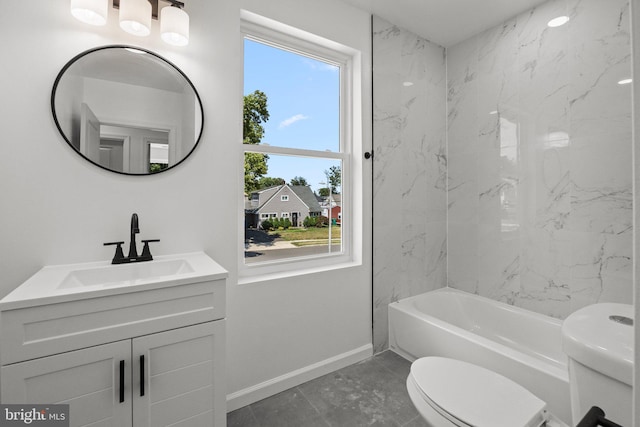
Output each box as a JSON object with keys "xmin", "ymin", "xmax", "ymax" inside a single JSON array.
[
  {"xmin": 70, "ymin": 0, "xmax": 190, "ymax": 46},
  {"xmin": 70, "ymin": 0, "xmax": 108, "ymax": 26},
  {"xmin": 119, "ymin": 0, "xmax": 152, "ymax": 36},
  {"xmin": 161, "ymin": 1, "xmax": 189, "ymax": 46},
  {"xmin": 547, "ymin": 16, "xmax": 570, "ymax": 27}
]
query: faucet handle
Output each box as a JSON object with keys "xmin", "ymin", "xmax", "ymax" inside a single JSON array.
[
  {"xmin": 140, "ymin": 239, "xmax": 160, "ymax": 260},
  {"xmin": 104, "ymin": 241, "xmax": 126, "ymax": 264}
]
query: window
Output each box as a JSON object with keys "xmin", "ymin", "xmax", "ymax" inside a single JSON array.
[
  {"xmin": 241, "ymin": 12, "xmax": 355, "ymax": 273},
  {"xmin": 148, "ymin": 142, "xmax": 169, "ymax": 173}
]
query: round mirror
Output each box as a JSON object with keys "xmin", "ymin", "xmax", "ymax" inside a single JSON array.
[{"xmin": 52, "ymin": 45, "xmax": 203, "ymax": 175}]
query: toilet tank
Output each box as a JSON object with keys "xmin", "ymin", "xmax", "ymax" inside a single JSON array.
[{"xmin": 561, "ymin": 303, "xmax": 633, "ymax": 427}]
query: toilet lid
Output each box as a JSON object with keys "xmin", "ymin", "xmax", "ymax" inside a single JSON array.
[{"xmin": 410, "ymin": 357, "xmax": 547, "ymax": 427}]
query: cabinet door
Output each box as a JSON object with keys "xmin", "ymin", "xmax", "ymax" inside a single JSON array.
[
  {"xmin": 1, "ymin": 340, "xmax": 132, "ymax": 427},
  {"xmin": 132, "ymin": 321, "xmax": 225, "ymax": 427}
]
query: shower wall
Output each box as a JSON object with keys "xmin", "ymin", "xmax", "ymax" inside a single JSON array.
[
  {"xmin": 372, "ymin": 0, "xmax": 632, "ymax": 351},
  {"xmin": 372, "ymin": 16, "xmax": 447, "ymax": 352},
  {"xmin": 447, "ymin": 0, "xmax": 633, "ymax": 318}
]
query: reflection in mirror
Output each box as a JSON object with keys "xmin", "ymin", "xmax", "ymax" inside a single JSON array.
[{"xmin": 52, "ymin": 45, "xmax": 203, "ymax": 175}]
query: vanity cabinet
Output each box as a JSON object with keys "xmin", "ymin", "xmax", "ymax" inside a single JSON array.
[
  {"xmin": 3, "ymin": 340, "xmax": 132, "ymax": 426},
  {"xmin": 2, "ymin": 321, "xmax": 225, "ymax": 427},
  {"xmin": 0, "ymin": 252, "xmax": 227, "ymax": 427}
]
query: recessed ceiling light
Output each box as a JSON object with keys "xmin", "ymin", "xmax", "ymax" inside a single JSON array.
[
  {"xmin": 403, "ymin": 81, "xmax": 414, "ymax": 87},
  {"xmin": 547, "ymin": 16, "xmax": 570, "ymax": 27},
  {"xmin": 489, "ymin": 110, "xmax": 498, "ymax": 115},
  {"xmin": 618, "ymin": 78, "xmax": 633, "ymax": 85}
]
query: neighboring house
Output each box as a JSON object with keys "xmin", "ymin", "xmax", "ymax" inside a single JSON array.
[
  {"xmin": 320, "ymin": 194, "xmax": 341, "ymax": 224},
  {"xmin": 245, "ymin": 184, "xmax": 322, "ymax": 229},
  {"xmin": 329, "ymin": 205, "xmax": 341, "ymax": 224}
]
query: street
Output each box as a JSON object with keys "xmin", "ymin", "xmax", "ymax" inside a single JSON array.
[{"xmin": 244, "ymin": 244, "xmax": 342, "ymax": 263}]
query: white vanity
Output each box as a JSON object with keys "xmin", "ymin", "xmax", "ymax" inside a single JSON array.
[{"xmin": 0, "ymin": 252, "xmax": 227, "ymax": 427}]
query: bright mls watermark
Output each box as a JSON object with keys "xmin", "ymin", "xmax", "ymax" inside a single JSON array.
[{"xmin": 0, "ymin": 405, "xmax": 68, "ymax": 426}]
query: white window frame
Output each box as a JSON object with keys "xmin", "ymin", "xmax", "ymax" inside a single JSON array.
[
  {"xmin": 281, "ymin": 195, "xmax": 289, "ymax": 202},
  {"xmin": 239, "ymin": 10, "xmax": 358, "ymax": 280},
  {"xmin": 281, "ymin": 212, "xmax": 290, "ymax": 218}
]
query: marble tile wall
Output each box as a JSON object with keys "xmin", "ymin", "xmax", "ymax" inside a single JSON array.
[
  {"xmin": 447, "ymin": 0, "xmax": 633, "ymax": 318},
  {"xmin": 372, "ymin": 17, "xmax": 448, "ymax": 352}
]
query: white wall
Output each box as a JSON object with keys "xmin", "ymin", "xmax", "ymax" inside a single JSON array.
[
  {"xmin": 0, "ymin": 0, "xmax": 372, "ymax": 411},
  {"xmin": 84, "ymin": 78, "xmax": 182, "ymax": 129},
  {"xmin": 231, "ymin": 0, "xmax": 373, "ymax": 408}
]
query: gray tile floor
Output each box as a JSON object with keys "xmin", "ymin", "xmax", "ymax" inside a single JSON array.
[{"xmin": 227, "ymin": 351, "xmax": 429, "ymax": 427}]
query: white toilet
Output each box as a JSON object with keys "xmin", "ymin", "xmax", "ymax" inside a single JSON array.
[
  {"xmin": 562, "ymin": 303, "xmax": 633, "ymax": 427},
  {"xmin": 406, "ymin": 302, "xmax": 633, "ymax": 427}
]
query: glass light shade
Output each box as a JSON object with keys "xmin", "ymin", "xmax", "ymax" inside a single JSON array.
[
  {"xmin": 70, "ymin": 0, "xmax": 108, "ymax": 26},
  {"xmin": 119, "ymin": 0, "xmax": 151, "ymax": 37},
  {"xmin": 161, "ymin": 6, "xmax": 189, "ymax": 46}
]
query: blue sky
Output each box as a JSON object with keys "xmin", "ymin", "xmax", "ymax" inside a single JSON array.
[{"xmin": 244, "ymin": 39, "xmax": 341, "ymax": 194}]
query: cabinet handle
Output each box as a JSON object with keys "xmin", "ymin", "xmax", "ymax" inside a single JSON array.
[
  {"xmin": 140, "ymin": 355, "xmax": 145, "ymax": 397},
  {"xmin": 119, "ymin": 360, "xmax": 125, "ymax": 403}
]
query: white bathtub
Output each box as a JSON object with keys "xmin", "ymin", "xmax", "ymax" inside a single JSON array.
[{"xmin": 389, "ymin": 287, "xmax": 571, "ymax": 424}]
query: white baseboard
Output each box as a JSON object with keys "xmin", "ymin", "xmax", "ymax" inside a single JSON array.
[{"xmin": 226, "ymin": 343, "xmax": 373, "ymax": 412}]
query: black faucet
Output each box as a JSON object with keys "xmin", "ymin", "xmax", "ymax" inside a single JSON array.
[
  {"xmin": 576, "ymin": 406, "xmax": 623, "ymax": 427},
  {"xmin": 129, "ymin": 213, "xmax": 140, "ymax": 259},
  {"xmin": 104, "ymin": 213, "xmax": 160, "ymax": 264}
]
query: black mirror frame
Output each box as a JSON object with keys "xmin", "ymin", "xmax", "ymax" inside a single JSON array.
[{"xmin": 51, "ymin": 45, "xmax": 204, "ymax": 176}]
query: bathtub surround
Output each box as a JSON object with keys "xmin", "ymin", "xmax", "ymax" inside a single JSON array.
[
  {"xmin": 372, "ymin": 0, "xmax": 632, "ymax": 352},
  {"xmin": 372, "ymin": 17, "xmax": 448, "ymax": 352},
  {"xmin": 447, "ymin": 0, "xmax": 632, "ymax": 318},
  {"xmin": 633, "ymin": 0, "xmax": 640, "ymax": 417}
]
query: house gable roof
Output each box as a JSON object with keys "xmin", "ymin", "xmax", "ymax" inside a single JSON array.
[
  {"xmin": 246, "ymin": 184, "xmax": 321, "ymax": 214},
  {"xmin": 290, "ymin": 186, "xmax": 321, "ymax": 212}
]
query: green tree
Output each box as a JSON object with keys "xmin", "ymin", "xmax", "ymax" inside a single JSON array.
[
  {"xmin": 244, "ymin": 90, "xmax": 269, "ymax": 145},
  {"xmin": 326, "ymin": 166, "xmax": 341, "ymax": 194},
  {"xmin": 245, "ymin": 153, "xmax": 267, "ymax": 193},
  {"xmin": 318, "ymin": 166, "xmax": 341, "ymax": 196},
  {"xmin": 290, "ymin": 176, "xmax": 309, "ymax": 186},
  {"xmin": 258, "ymin": 177, "xmax": 285, "ymax": 189},
  {"xmin": 244, "ymin": 90, "xmax": 270, "ymax": 193}
]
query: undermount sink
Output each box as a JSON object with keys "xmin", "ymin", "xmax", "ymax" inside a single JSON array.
[
  {"xmin": 59, "ymin": 258, "xmax": 195, "ymax": 289},
  {"xmin": 0, "ymin": 252, "xmax": 226, "ymax": 310}
]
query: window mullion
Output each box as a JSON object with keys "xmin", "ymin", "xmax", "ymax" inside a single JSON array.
[{"xmin": 244, "ymin": 145, "xmax": 345, "ymax": 161}]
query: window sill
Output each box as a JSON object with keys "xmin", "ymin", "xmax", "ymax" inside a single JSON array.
[{"xmin": 237, "ymin": 255, "xmax": 361, "ymax": 285}]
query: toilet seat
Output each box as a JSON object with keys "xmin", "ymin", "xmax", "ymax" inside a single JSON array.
[{"xmin": 409, "ymin": 357, "xmax": 548, "ymax": 427}]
